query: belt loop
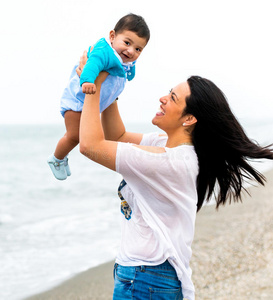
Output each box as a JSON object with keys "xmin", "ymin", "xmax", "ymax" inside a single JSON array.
[{"xmin": 140, "ymin": 265, "xmax": 145, "ymax": 272}]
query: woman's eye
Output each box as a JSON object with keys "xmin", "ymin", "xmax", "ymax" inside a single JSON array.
[{"xmin": 169, "ymin": 90, "xmax": 175, "ymax": 102}]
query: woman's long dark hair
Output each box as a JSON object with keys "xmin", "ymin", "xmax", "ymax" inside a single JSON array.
[{"xmin": 184, "ymin": 76, "xmax": 273, "ymax": 212}]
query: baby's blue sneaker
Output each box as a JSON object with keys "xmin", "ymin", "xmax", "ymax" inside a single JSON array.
[
  {"xmin": 63, "ymin": 156, "xmax": 71, "ymax": 176},
  {"xmin": 47, "ymin": 154, "xmax": 67, "ymax": 180}
]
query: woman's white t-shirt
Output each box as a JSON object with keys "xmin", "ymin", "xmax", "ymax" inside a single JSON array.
[{"xmin": 115, "ymin": 132, "xmax": 199, "ymax": 300}]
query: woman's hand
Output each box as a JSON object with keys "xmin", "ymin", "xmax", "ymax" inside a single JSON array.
[{"xmin": 76, "ymin": 48, "xmax": 93, "ymax": 77}]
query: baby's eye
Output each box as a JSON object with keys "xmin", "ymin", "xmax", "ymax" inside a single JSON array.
[
  {"xmin": 136, "ymin": 48, "xmax": 142, "ymax": 52},
  {"xmin": 124, "ymin": 41, "xmax": 130, "ymax": 46}
]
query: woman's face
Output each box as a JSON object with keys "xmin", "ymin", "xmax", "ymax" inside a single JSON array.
[{"xmin": 152, "ymin": 82, "xmax": 191, "ymax": 131}]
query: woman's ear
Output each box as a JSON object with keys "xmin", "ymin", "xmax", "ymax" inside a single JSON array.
[
  {"xmin": 109, "ymin": 30, "xmax": 116, "ymax": 43},
  {"xmin": 183, "ymin": 115, "xmax": 197, "ymax": 127}
]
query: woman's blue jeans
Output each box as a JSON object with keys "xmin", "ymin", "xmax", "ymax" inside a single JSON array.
[{"xmin": 113, "ymin": 260, "xmax": 183, "ymax": 299}]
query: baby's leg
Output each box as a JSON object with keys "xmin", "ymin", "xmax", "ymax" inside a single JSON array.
[{"xmin": 54, "ymin": 110, "xmax": 81, "ymax": 159}]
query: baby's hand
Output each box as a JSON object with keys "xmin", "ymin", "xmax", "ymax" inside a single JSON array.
[{"xmin": 82, "ymin": 82, "xmax": 96, "ymax": 94}]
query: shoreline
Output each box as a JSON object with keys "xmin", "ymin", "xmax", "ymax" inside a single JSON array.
[
  {"xmin": 25, "ymin": 260, "xmax": 115, "ymax": 300},
  {"xmin": 25, "ymin": 169, "xmax": 273, "ymax": 300}
]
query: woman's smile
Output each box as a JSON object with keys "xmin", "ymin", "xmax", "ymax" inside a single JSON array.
[{"xmin": 155, "ymin": 106, "xmax": 165, "ymax": 117}]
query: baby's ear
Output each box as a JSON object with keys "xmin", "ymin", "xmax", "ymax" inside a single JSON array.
[{"xmin": 109, "ymin": 30, "xmax": 116, "ymax": 43}]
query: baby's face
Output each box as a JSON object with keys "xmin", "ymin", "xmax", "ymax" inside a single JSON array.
[{"xmin": 109, "ymin": 30, "xmax": 147, "ymax": 63}]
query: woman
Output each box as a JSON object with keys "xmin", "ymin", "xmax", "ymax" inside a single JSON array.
[{"xmin": 78, "ymin": 65, "xmax": 273, "ymax": 299}]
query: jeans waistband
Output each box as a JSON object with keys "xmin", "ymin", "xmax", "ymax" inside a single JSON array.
[{"xmin": 115, "ymin": 260, "xmax": 174, "ymax": 271}]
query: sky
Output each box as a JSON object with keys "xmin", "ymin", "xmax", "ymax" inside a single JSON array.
[{"xmin": 0, "ymin": 0, "xmax": 272, "ymax": 124}]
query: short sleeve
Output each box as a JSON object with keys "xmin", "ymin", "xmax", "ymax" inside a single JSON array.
[
  {"xmin": 116, "ymin": 142, "xmax": 168, "ymax": 179},
  {"xmin": 140, "ymin": 132, "xmax": 167, "ymax": 147}
]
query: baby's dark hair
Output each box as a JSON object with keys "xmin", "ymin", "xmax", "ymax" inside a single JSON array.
[{"xmin": 114, "ymin": 13, "xmax": 150, "ymax": 43}]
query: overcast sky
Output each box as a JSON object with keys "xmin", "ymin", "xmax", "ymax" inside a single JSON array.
[{"xmin": 0, "ymin": 0, "xmax": 272, "ymax": 124}]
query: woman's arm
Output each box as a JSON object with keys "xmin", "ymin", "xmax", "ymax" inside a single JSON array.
[
  {"xmin": 79, "ymin": 72, "xmax": 165, "ymax": 171},
  {"xmin": 101, "ymin": 101, "xmax": 144, "ymax": 144},
  {"xmin": 79, "ymin": 72, "xmax": 118, "ymax": 171}
]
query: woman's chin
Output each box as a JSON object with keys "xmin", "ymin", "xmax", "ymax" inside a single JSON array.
[
  {"xmin": 152, "ymin": 116, "xmax": 162, "ymax": 128},
  {"xmin": 152, "ymin": 117, "xmax": 157, "ymax": 126}
]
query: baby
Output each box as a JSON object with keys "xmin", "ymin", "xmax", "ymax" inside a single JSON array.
[{"xmin": 48, "ymin": 13, "xmax": 150, "ymax": 180}]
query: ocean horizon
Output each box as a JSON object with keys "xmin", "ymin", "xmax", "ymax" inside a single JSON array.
[{"xmin": 1, "ymin": 120, "xmax": 273, "ymax": 300}]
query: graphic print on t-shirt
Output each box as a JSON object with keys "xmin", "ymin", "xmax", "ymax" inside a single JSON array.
[{"xmin": 118, "ymin": 179, "xmax": 132, "ymax": 220}]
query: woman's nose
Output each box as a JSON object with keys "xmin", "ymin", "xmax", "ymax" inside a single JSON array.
[{"xmin": 160, "ymin": 96, "xmax": 167, "ymax": 104}]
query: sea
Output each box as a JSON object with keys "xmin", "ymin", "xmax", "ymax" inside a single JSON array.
[{"xmin": 1, "ymin": 120, "xmax": 273, "ymax": 300}]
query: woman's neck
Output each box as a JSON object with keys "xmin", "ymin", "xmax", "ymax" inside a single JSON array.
[{"xmin": 165, "ymin": 132, "xmax": 193, "ymax": 148}]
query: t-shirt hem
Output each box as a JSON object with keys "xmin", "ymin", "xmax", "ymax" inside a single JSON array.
[{"xmin": 115, "ymin": 257, "xmax": 167, "ymax": 267}]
